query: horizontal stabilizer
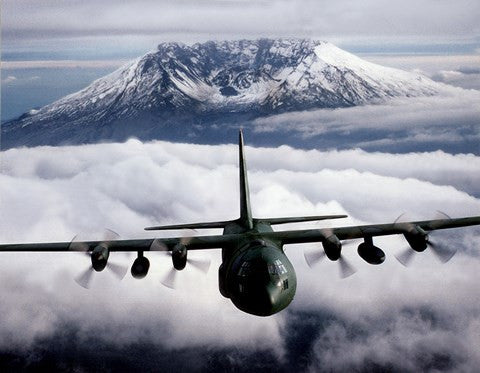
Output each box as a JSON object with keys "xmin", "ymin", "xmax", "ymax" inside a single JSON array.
[
  {"xmin": 257, "ymin": 215, "xmax": 348, "ymax": 225},
  {"xmin": 144, "ymin": 220, "xmax": 234, "ymax": 231}
]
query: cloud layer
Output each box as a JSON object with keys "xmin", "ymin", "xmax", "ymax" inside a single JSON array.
[
  {"xmin": 431, "ymin": 68, "xmax": 480, "ymax": 91},
  {"xmin": 0, "ymin": 140, "xmax": 479, "ymax": 370},
  {"xmin": 253, "ymin": 89, "xmax": 480, "ymax": 154},
  {"xmin": 363, "ymin": 54, "xmax": 480, "ymax": 91}
]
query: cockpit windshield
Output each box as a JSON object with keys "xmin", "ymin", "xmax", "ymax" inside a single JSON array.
[
  {"xmin": 267, "ymin": 259, "xmax": 287, "ymax": 276},
  {"xmin": 237, "ymin": 258, "xmax": 287, "ymax": 278}
]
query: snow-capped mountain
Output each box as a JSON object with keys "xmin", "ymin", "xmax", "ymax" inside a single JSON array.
[{"xmin": 2, "ymin": 39, "xmax": 445, "ymax": 148}]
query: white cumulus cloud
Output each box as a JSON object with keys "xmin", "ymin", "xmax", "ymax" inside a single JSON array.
[
  {"xmin": 253, "ymin": 90, "xmax": 480, "ymax": 153},
  {"xmin": 0, "ymin": 140, "xmax": 479, "ymax": 370}
]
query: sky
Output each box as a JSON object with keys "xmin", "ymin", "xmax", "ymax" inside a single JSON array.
[
  {"xmin": 2, "ymin": 0, "xmax": 480, "ymax": 121},
  {"xmin": 2, "ymin": 0, "xmax": 480, "ymax": 52},
  {"xmin": 1, "ymin": 0, "xmax": 480, "ymax": 370}
]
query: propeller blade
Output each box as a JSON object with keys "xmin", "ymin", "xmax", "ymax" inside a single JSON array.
[
  {"xmin": 180, "ymin": 229, "xmax": 198, "ymax": 246},
  {"xmin": 429, "ymin": 211, "xmax": 452, "ymax": 229},
  {"xmin": 393, "ymin": 212, "xmax": 406, "ymax": 225},
  {"xmin": 338, "ymin": 256, "xmax": 356, "ymax": 279},
  {"xmin": 435, "ymin": 210, "xmax": 452, "ymax": 220},
  {"xmin": 107, "ymin": 261, "xmax": 128, "ymax": 280},
  {"xmin": 393, "ymin": 213, "xmax": 416, "ymax": 233},
  {"xmin": 304, "ymin": 250, "xmax": 326, "ymax": 268},
  {"xmin": 72, "ymin": 229, "xmax": 126, "ymax": 288},
  {"xmin": 395, "ymin": 247, "xmax": 416, "ymax": 267},
  {"xmin": 321, "ymin": 227, "xmax": 334, "ymax": 238},
  {"xmin": 69, "ymin": 235, "xmax": 89, "ymax": 252},
  {"xmin": 188, "ymin": 258, "xmax": 211, "ymax": 274},
  {"xmin": 149, "ymin": 238, "xmax": 168, "ymax": 251},
  {"xmin": 75, "ymin": 267, "xmax": 95, "ymax": 289},
  {"xmin": 161, "ymin": 268, "xmax": 178, "ymax": 289},
  {"xmin": 102, "ymin": 229, "xmax": 120, "ymax": 242},
  {"xmin": 427, "ymin": 240, "xmax": 456, "ymax": 263}
]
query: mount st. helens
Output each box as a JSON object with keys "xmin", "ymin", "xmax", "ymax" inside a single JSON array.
[{"xmin": 2, "ymin": 39, "xmax": 445, "ymax": 149}]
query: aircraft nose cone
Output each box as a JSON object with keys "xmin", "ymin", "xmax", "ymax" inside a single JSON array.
[
  {"xmin": 230, "ymin": 247, "xmax": 297, "ymax": 316},
  {"xmin": 232, "ymin": 283, "xmax": 283, "ymax": 317},
  {"xmin": 266, "ymin": 283, "xmax": 282, "ymax": 308},
  {"xmin": 254, "ymin": 284, "xmax": 285, "ymax": 316},
  {"xmin": 251, "ymin": 288, "xmax": 278, "ymax": 316}
]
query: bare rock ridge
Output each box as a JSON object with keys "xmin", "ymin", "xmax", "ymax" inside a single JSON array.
[{"xmin": 1, "ymin": 39, "xmax": 443, "ymax": 149}]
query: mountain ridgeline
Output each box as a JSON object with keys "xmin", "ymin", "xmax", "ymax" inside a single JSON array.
[{"xmin": 2, "ymin": 39, "xmax": 443, "ymax": 149}]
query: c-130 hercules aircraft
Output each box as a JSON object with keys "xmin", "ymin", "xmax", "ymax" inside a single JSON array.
[{"xmin": 1, "ymin": 130, "xmax": 480, "ymax": 316}]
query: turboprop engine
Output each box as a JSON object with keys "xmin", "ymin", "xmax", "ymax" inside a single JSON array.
[
  {"xmin": 304, "ymin": 234, "xmax": 356, "ymax": 278},
  {"xmin": 404, "ymin": 225, "xmax": 428, "ymax": 252},
  {"xmin": 172, "ymin": 243, "xmax": 187, "ymax": 270},
  {"xmin": 91, "ymin": 244, "xmax": 109, "ymax": 271},
  {"xmin": 322, "ymin": 234, "xmax": 342, "ymax": 260}
]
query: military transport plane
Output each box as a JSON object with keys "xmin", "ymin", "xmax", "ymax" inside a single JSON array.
[{"xmin": 1, "ymin": 130, "xmax": 479, "ymax": 316}]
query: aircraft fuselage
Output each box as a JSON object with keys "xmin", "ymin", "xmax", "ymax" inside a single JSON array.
[{"xmin": 219, "ymin": 222, "xmax": 297, "ymax": 316}]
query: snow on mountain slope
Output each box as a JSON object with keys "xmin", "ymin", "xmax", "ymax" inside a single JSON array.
[{"xmin": 1, "ymin": 39, "xmax": 452, "ymax": 148}]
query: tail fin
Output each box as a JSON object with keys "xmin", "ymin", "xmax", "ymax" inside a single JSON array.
[
  {"xmin": 144, "ymin": 130, "xmax": 347, "ymax": 232},
  {"xmin": 238, "ymin": 129, "xmax": 253, "ymax": 230},
  {"xmin": 145, "ymin": 129, "xmax": 254, "ymax": 232}
]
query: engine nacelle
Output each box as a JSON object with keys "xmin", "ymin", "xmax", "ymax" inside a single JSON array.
[
  {"xmin": 357, "ymin": 242, "xmax": 385, "ymax": 265},
  {"xmin": 404, "ymin": 226, "xmax": 428, "ymax": 252},
  {"xmin": 131, "ymin": 255, "xmax": 150, "ymax": 279},
  {"xmin": 91, "ymin": 244, "xmax": 109, "ymax": 272},
  {"xmin": 172, "ymin": 243, "xmax": 187, "ymax": 270},
  {"xmin": 322, "ymin": 235, "xmax": 342, "ymax": 261}
]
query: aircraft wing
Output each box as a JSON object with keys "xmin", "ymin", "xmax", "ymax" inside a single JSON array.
[
  {"xmin": 263, "ymin": 215, "xmax": 480, "ymax": 245},
  {"xmin": 0, "ymin": 216, "xmax": 479, "ymax": 253},
  {"xmin": 0, "ymin": 234, "xmax": 238, "ymax": 252}
]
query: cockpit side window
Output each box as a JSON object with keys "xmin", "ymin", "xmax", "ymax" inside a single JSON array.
[
  {"xmin": 268, "ymin": 259, "xmax": 287, "ymax": 276},
  {"xmin": 238, "ymin": 261, "xmax": 251, "ymax": 277}
]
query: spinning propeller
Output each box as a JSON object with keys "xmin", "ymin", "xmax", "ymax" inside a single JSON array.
[
  {"xmin": 394, "ymin": 212, "xmax": 457, "ymax": 267},
  {"xmin": 304, "ymin": 228, "xmax": 358, "ymax": 279},
  {"xmin": 160, "ymin": 254, "xmax": 211, "ymax": 289},
  {"xmin": 304, "ymin": 246, "xmax": 357, "ymax": 279},
  {"xmin": 70, "ymin": 229, "xmax": 128, "ymax": 289},
  {"xmin": 150, "ymin": 230, "xmax": 211, "ymax": 289}
]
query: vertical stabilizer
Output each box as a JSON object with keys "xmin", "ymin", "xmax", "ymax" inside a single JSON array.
[{"xmin": 239, "ymin": 130, "xmax": 253, "ymax": 230}]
